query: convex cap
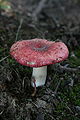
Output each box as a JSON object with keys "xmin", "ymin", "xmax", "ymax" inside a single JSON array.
[{"xmin": 10, "ymin": 38, "xmax": 69, "ymax": 67}]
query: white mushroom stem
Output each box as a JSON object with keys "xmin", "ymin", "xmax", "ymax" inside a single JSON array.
[{"xmin": 31, "ymin": 66, "xmax": 47, "ymax": 87}]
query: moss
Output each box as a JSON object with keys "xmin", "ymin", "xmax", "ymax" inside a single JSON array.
[{"xmin": 69, "ymin": 48, "xmax": 80, "ymax": 67}]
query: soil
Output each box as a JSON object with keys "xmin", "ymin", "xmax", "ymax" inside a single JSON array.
[{"xmin": 0, "ymin": 0, "xmax": 80, "ymax": 120}]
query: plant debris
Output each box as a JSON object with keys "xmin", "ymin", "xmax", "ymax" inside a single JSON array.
[{"xmin": 0, "ymin": 0, "xmax": 80, "ymax": 120}]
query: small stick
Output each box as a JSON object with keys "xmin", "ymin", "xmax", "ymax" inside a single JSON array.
[
  {"xmin": 0, "ymin": 55, "xmax": 10, "ymax": 62},
  {"xmin": 54, "ymin": 80, "xmax": 61, "ymax": 95},
  {"xmin": 15, "ymin": 18, "xmax": 23, "ymax": 41},
  {"xmin": 58, "ymin": 64, "xmax": 80, "ymax": 72},
  {"xmin": 32, "ymin": 0, "xmax": 47, "ymax": 20}
]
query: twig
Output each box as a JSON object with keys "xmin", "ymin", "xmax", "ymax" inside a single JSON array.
[
  {"xmin": 15, "ymin": 18, "xmax": 23, "ymax": 41},
  {"xmin": 58, "ymin": 64, "xmax": 80, "ymax": 72},
  {"xmin": 0, "ymin": 110, "xmax": 4, "ymax": 115},
  {"xmin": 54, "ymin": 80, "xmax": 61, "ymax": 95},
  {"xmin": 32, "ymin": 0, "xmax": 47, "ymax": 20},
  {"xmin": 0, "ymin": 55, "xmax": 10, "ymax": 62}
]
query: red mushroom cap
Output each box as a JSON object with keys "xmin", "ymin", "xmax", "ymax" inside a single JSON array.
[{"xmin": 10, "ymin": 38, "xmax": 69, "ymax": 67}]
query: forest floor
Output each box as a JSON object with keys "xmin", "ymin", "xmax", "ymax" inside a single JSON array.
[{"xmin": 0, "ymin": 0, "xmax": 80, "ymax": 120}]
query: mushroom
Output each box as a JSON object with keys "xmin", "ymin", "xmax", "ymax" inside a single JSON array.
[{"xmin": 10, "ymin": 38, "xmax": 69, "ymax": 88}]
